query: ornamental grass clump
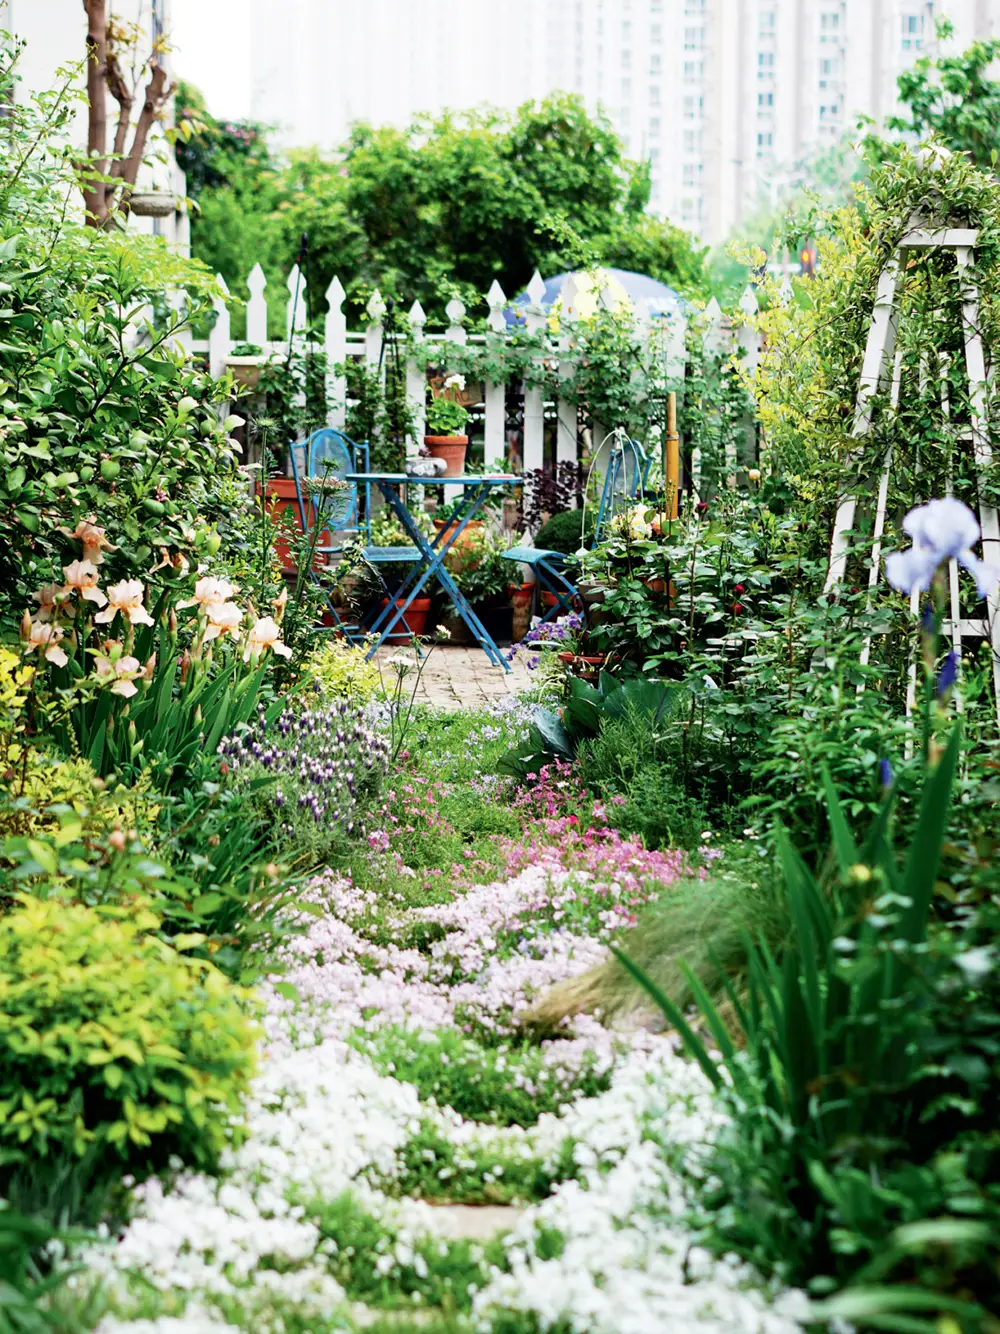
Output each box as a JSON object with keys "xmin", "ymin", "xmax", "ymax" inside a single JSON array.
[
  {"xmin": 220, "ymin": 700, "xmax": 390, "ymax": 861},
  {"xmin": 0, "ymin": 895, "xmax": 258, "ymax": 1223}
]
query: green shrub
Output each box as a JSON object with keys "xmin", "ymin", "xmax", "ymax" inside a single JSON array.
[
  {"xmin": 0, "ymin": 40, "xmax": 254, "ymax": 631},
  {"xmin": 300, "ymin": 637, "xmax": 382, "ymax": 704},
  {"xmin": 0, "ymin": 896, "xmax": 258, "ymax": 1220},
  {"xmin": 534, "ymin": 509, "xmax": 596, "ymax": 556}
]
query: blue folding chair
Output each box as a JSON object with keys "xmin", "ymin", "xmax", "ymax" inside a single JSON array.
[
  {"xmin": 289, "ymin": 428, "xmax": 421, "ymax": 641},
  {"xmin": 502, "ymin": 437, "xmax": 652, "ymax": 625}
]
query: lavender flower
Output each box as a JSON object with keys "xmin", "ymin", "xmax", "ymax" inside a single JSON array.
[{"xmin": 219, "ymin": 701, "xmax": 391, "ymax": 850}]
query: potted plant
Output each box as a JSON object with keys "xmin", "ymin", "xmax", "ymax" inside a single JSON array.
[
  {"xmin": 447, "ymin": 531, "xmax": 515, "ymax": 645},
  {"xmin": 226, "ymin": 342, "xmax": 268, "ymax": 391},
  {"xmin": 424, "ymin": 374, "xmax": 470, "ymax": 476},
  {"xmin": 362, "ymin": 507, "xmax": 437, "ymax": 642}
]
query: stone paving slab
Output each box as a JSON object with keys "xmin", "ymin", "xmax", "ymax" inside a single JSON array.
[{"xmin": 375, "ymin": 644, "xmax": 533, "ymax": 711}]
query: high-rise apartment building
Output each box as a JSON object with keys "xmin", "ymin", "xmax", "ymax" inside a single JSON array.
[{"xmin": 250, "ymin": 0, "xmax": 1000, "ymax": 246}]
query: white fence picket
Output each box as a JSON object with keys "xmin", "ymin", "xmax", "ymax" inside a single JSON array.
[
  {"xmin": 246, "ymin": 263, "xmax": 268, "ymax": 346},
  {"xmin": 484, "ymin": 279, "xmax": 507, "ymax": 472},
  {"xmin": 208, "ymin": 276, "xmax": 231, "ymax": 379},
  {"xmin": 406, "ymin": 299, "xmax": 427, "ymax": 456},
  {"xmin": 325, "ymin": 276, "xmax": 347, "ymax": 430},
  {"xmin": 522, "ymin": 270, "xmax": 547, "ymax": 475},
  {"xmin": 286, "ymin": 264, "xmax": 307, "ymax": 341}
]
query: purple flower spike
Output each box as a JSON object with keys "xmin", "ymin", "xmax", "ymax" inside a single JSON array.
[{"xmin": 936, "ymin": 649, "xmax": 959, "ymax": 698}]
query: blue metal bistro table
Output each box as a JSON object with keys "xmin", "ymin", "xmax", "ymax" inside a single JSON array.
[{"xmin": 347, "ymin": 473, "xmax": 520, "ymax": 671}]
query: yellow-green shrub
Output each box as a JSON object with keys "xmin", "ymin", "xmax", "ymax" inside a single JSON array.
[
  {"xmin": 0, "ymin": 895, "xmax": 258, "ymax": 1213},
  {"xmin": 300, "ymin": 636, "xmax": 382, "ymax": 704},
  {"xmin": 1, "ymin": 745, "xmax": 159, "ymax": 846}
]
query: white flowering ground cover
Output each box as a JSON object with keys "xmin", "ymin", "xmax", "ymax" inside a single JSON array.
[{"xmin": 83, "ymin": 702, "xmax": 810, "ymax": 1334}]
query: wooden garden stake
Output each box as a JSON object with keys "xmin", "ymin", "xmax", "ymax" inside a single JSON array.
[{"xmin": 665, "ymin": 391, "xmax": 680, "ymax": 519}]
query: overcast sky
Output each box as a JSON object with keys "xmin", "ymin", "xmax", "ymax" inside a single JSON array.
[{"xmin": 172, "ymin": 0, "xmax": 251, "ymax": 119}]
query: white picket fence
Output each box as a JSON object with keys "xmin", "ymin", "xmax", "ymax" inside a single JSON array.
[{"xmin": 191, "ymin": 262, "xmax": 764, "ymax": 477}]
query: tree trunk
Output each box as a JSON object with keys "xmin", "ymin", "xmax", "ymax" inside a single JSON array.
[
  {"xmin": 82, "ymin": 0, "xmax": 109, "ymax": 224},
  {"xmin": 80, "ymin": 0, "xmax": 172, "ymax": 229}
]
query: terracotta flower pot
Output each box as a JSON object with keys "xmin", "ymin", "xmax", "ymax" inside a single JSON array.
[
  {"xmin": 259, "ymin": 478, "xmax": 330, "ymax": 572},
  {"xmin": 640, "ymin": 576, "xmax": 675, "ymax": 604},
  {"xmin": 424, "ymin": 435, "xmax": 468, "ymax": 477},
  {"xmin": 434, "ymin": 517, "xmax": 482, "ymax": 571},
  {"xmin": 540, "ymin": 589, "xmax": 582, "ymax": 612},
  {"xmin": 557, "ymin": 652, "xmax": 606, "ymax": 683},
  {"xmin": 380, "ymin": 595, "xmax": 432, "ymax": 642},
  {"xmin": 510, "ymin": 583, "xmax": 533, "ymax": 642}
]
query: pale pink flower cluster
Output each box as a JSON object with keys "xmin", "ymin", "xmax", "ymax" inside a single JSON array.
[{"xmin": 20, "ymin": 526, "xmax": 292, "ymax": 688}]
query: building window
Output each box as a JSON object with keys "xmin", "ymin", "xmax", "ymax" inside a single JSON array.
[
  {"xmin": 683, "ymin": 93, "xmax": 704, "ymax": 118},
  {"xmin": 682, "ymin": 163, "xmax": 702, "ymax": 185},
  {"xmin": 757, "ymin": 90, "xmax": 774, "ymax": 109},
  {"xmin": 651, "ymin": 23, "xmax": 661, "ymax": 42},
  {"xmin": 820, "ymin": 11, "xmax": 840, "ymax": 30},
  {"xmin": 759, "ymin": 9, "xmax": 776, "ymax": 29},
  {"xmin": 621, "ymin": 78, "xmax": 632, "ymax": 97},
  {"xmin": 757, "ymin": 130, "xmax": 773, "ymax": 150},
  {"xmin": 650, "ymin": 147, "xmax": 661, "ymax": 167},
  {"xmin": 649, "ymin": 116, "xmax": 661, "ymax": 135},
  {"xmin": 683, "ymin": 128, "xmax": 701, "ymax": 152},
  {"xmin": 758, "ymin": 50, "xmax": 775, "ymax": 69},
  {"xmin": 649, "ymin": 83, "xmax": 661, "ymax": 104},
  {"xmin": 620, "ymin": 105, "xmax": 631, "ymax": 123},
  {"xmin": 622, "ymin": 19, "xmax": 632, "ymax": 40},
  {"xmin": 819, "ymin": 103, "xmax": 840, "ymax": 120},
  {"xmin": 650, "ymin": 53, "xmax": 661, "ymax": 73},
  {"xmin": 622, "ymin": 48, "xmax": 632, "ymax": 69},
  {"xmin": 901, "ymin": 13, "xmax": 925, "ymax": 49},
  {"xmin": 684, "ymin": 26, "xmax": 703, "ymax": 48},
  {"xmin": 683, "ymin": 60, "xmax": 703, "ymax": 80}
]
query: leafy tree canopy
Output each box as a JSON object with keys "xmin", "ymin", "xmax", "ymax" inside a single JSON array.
[
  {"xmin": 176, "ymin": 87, "xmax": 706, "ymax": 330},
  {"xmin": 882, "ymin": 19, "xmax": 1000, "ymax": 169}
]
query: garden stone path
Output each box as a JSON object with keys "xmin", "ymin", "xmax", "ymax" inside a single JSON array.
[
  {"xmin": 421, "ymin": 1203, "xmax": 526, "ymax": 1241},
  {"xmin": 375, "ymin": 644, "xmax": 533, "ymax": 710}
]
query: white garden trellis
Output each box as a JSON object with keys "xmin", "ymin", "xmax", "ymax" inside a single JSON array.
[{"xmin": 824, "ymin": 214, "xmax": 1000, "ymax": 730}]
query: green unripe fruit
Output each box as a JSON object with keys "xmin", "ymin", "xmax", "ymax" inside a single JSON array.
[{"xmin": 100, "ymin": 459, "xmax": 121, "ymax": 481}]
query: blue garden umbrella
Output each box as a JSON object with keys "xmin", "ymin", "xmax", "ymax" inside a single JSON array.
[{"xmin": 504, "ymin": 267, "xmax": 686, "ymax": 326}]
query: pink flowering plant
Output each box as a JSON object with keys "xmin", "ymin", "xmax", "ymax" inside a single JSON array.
[{"xmin": 18, "ymin": 519, "xmax": 292, "ymax": 785}]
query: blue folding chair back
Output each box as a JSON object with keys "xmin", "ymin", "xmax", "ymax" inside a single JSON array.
[
  {"xmin": 502, "ymin": 437, "xmax": 651, "ymax": 625},
  {"xmin": 290, "ymin": 427, "xmax": 420, "ymax": 644},
  {"xmin": 290, "ymin": 428, "xmax": 361, "ymax": 548}
]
